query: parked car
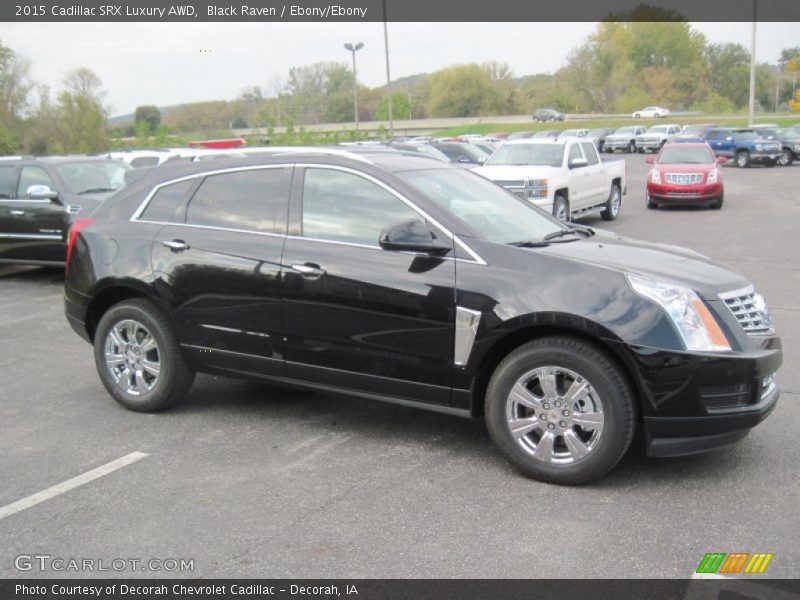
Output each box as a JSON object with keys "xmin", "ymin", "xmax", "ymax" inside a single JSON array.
[
  {"xmin": 390, "ymin": 142, "xmax": 451, "ymax": 163},
  {"xmin": 432, "ymin": 142, "xmax": 490, "ymax": 166},
  {"xmin": 704, "ymin": 128, "xmax": 782, "ymax": 168},
  {"xmin": 471, "ymin": 141, "xmax": 498, "ymax": 156},
  {"xmin": 587, "ymin": 128, "xmax": 618, "ymax": 153},
  {"xmin": 533, "ymin": 108, "xmax": 565, "ymax": 122},
  {"xmin": 532, "ymin": 130, "xmax": 561, "ymax": 139},
  {"xmin": 63, "ymin": 150, "xmax": 782, "ymax": 485},
  {"xmin": 632, "ymin": 106, "xmax": 670, "ymax": 118},
  {"xmin": 645, "ymin": 143, "xmax": 726, "ymax": 210},
  {"xmin": 774, "ymin": 128, "xmax": 800, "ymax": 166},
  {"xmin": 604, "ymin": 126, "xmax": 647, "ymax": 153},
  {"xmin": 558, "ymin": 129, "xmax": 591, "ymax": 139},
  {"xmin": 636, "ymin": 125, "xmax": 682, "ymax": 153},
  {"xmin": 472, "ymin": 138, "xmax": 626, "ymax": 222},
  {"xmin": 679, "ymin": 124, "xmax": 717, "ymax": 137},
  {"xmin": 0, "ymin": 156, "xmax": 132, "ymax": 266}
]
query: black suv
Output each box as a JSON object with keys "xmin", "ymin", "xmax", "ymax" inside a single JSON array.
[
  {"xmin": 0, "ymin": 156, "xmax": 131, "ymax": 265},
  {"xmin": 64, "ymin": 151, "xmax": 782, "ymax": 484}
]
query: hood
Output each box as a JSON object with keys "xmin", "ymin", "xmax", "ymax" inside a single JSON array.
[
  {"xmin": 533, "ymin": 230, "xmax": 748, "ymax": 299},
  {"xmin": 473, "ymin": 164, "xmax": 563, "ymax": 181},
  {"xmin": 606, "ymin": 133, "xmax": 633, "ymax": 140}
]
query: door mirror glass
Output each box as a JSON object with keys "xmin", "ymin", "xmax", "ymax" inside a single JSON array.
[
  {"xmin": 457, "ymin": 156, "xmax": 471, "ymax": 163},
  {"xmin": 26, "ymin": 184, "xmax": 58, "ymax": 200},
  {"xmin": 379, "ymin": 219, "xmax": 451, "ymax": 255}
]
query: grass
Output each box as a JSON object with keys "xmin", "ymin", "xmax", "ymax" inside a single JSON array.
[{"xmin": 431, "ymin": 114, "xmax": 800, "ymax": 137}]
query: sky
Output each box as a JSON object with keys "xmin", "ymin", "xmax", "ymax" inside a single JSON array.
[{"xmin": 0, "ymin": 21, "xmax": 797, "ymax": 117}]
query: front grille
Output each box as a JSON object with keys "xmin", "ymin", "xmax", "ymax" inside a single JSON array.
[
  {"xmin": 494, "ymin": 180, "xmax": 526, "ymax": 189},
  {"xmin": 701, "ymin": 383, "xmax": 752, "ymax": 412},
  {"xmin": 719, "ymin": 286, "xmax": 772, "ymax": 334},
  {"xmin": 664, "ymin": 191, "xmax": 702, "ymax": 197},
  {"xmin": 665, "ymin": 172, "xmax": 704, "ymax": 184}
]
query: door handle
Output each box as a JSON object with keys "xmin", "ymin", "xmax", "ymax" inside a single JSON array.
[
  {"xmin": 10, "ymin": 210, "xmax": 25, "ymax": 216},
  {"xmin": 292, "ymin": 263, "xmax": 326, "ymax": 278},
  {"xmin": 162, "ymin": 239, "xmax": 189, "ymax": 252}
]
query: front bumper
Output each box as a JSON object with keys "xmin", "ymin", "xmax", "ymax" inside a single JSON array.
[
  {"xmin": 749, "ymin": 151, "xmax": 782, "ymax": 163},
  {"xmin": 611, "ymin": 337, "xmax": 782, "ymax": 458},
  {"xmin": 605, "ymin": 140, "xmax": 632, "ymax": 151},
  {"xmin": 637, "ymin": 139, "xmax": 665, "ymax": 151},
  {"xmin": 647, "ymin": 182, "xmax": 722, "ymax": 203}
]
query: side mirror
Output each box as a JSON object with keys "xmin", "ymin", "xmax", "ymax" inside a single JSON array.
[
  {"xmin": 717, "ymin": 156, "xmax": 727, "ymax": 164},
  {"xmin": 725, "ymin": 136, "xmax": 733, "ymax": 141},
  {"xmin": 457, "ymin": 156, "xmax": 471, "ymax": 163},
  {"xmin": 645, "ymin": 156, "xmax": 655, "ymax": 164},
  {"xmin": 27, "ymin": 184, "xmax": 58, "ymax": 201},
  {"xmin": 568, "ymin": 157, "xmax": 588, "ymax": 169},
  {"xmin": 379, "ymin": 219, "xmax": 451, "ymax": 255}
]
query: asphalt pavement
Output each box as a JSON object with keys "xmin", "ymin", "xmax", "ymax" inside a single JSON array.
[{"xmin": 0, "ymin": 154, "xmax": 798, "ymax": 579}]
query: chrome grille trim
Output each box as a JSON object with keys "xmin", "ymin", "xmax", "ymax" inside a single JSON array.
[
  {"xmin": 719, "ymin": 285, "xmax": 772, "ymax": 334},
  {"xmin": 665, "ymin": 172, "xmax": 704, "ymax": 184}
]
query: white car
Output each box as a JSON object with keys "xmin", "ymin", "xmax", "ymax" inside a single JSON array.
[
  {"xmin": 632, "ymin": 106, "xmax": 670, "ymax": 118},
  {"xmin": 473, "ymin": 138, "xmax": 627, "ymax": 222}
]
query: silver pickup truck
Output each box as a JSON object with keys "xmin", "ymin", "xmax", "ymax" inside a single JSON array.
[
  {"xmin": 603, "ymin": 125, "xmax": 647, "ymax": 153},
  {"xmin": 636, "ymin": 124, "xmax": 682, "ymax": 153}
]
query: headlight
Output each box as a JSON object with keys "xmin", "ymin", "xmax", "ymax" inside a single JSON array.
[
  {"xmin": 626, "ymin": 274, "xmax": 732, "ymax": 352},
  {"xmin": 707, "ymin": 169, "xmax": 718, "ymax": 184},
  {"xmin": 650, "ymin": 169, "xmax": 661, "ymax": 183},
  {"xmin": 527, "ymin": 179, "xmax": 548, "ymax": 199}
]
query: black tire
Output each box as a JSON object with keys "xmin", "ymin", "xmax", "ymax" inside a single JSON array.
[
  {"xmin": 484, "ymin": 336, "xmax": 636, "ymax": 485},
  {"xmin": 628, "ymin": 141, "xmax": 636, "ymax": 153},
  {"xmin": 646, "ymin": 191, "xmax": 658, "ymax": 209},
  {"xmin": 778, "ymin": 148, "xmax": 794, "ymax": 166},
  {"xmin": 552, "ymin": 194, "xmax": 569, "ymax": 222},
  {"xmin": 710, "ymin": 190, "xmax": 724, "ymax": 209},
  {"xmin": 735, "ymin": 150, "xmax": 750, "ymax": 168},
  {"xmin": 601, "ymin": 184, "xmax": 621, "ymax": 221},
  {"xmin": 93, "ymin": 298, "xmax": 195, "ymax": 412},
  {"xmin": 637, "ymin": 147, "xmax": 645, "ymax": 154},
  {"xmin": 634, "ymin": 113, "xmax": 641, "ymax": 118}
]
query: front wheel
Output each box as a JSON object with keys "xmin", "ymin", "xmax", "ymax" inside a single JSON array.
[
  {"xmin": 646, "ymin": 191, "xmax": 658, "ymax": 209},
  {"xmin": 736, "ymin": 150, "xmax": 750, "ymax": 168},
  {"xmin": 601, "ymin": 184, "xmax": 621, "ymax": 221},
  {"xmin": 93, "ymin": 299, "xmax": 195, "ymax": 412},
  {"xmin": 778, "ymin": 148, "xmax": 794, "ymax": 166},
  {"xmin": 628, "ymin": 141, "xmax": 636, "ymax": 153},
  {"xmin": 484, "ymin": 336, "xmax": 636, "ymax": 485},
  {"xmin": 553, "ymin": 194, "xmax": 569, "ymax": 222},
  {"xmin": 710, "ymin": 190, "xmax": 724, "ymax": 210}
]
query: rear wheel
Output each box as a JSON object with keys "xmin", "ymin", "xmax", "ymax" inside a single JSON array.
[
  {"xmin": 601, "ymin": 184, "xmax": 621, "ymax": 221},
  {"xmin": 736, "ymin": 150, "xmax": 750, "ymax": 168},
  {"xmin": 484, "ymin": 336, "xmax": 636, "ymax": 485},
  {"xmin": 710, "ymin": 190, "xmax": 724, "ymax": 210},
  {"xmin": 637, "ymin": 147, "xmax": 645, "ymax": 154},
  {"xmin": 553, "ymin": 194, "xmax": 569, "ymax": 222},
  {"xmin": 94, "ymin": 299, "xmax": 195, "ymax": 412}
]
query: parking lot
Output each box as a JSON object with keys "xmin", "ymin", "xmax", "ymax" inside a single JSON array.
[{"xmin": 0, "ymin": 153, "xmax": 798, "ymax": 579}]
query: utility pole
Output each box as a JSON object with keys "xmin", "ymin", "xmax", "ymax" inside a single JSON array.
[
  {"xmin": 344, "ymin": 42, "xmax": 364, "ymax": 130},
  {"xmin": 382, "ymin": 0, "xmax": 393, "ymax": 139},
  {"xmin": 748, "ymin": 0, "xmax": 757, "ymax": 126}
]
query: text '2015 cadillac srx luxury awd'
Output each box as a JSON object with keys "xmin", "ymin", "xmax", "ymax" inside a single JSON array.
[{"xmin": 64, "ymin": 150, "xmax": 782, "ymax": 484}]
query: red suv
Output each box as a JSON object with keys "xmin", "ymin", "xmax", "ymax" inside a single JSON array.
[{"xmin": 646, "ymin": 142, "xmax": 725, "ymax": 210}]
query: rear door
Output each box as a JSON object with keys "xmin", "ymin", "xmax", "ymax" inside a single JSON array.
[
  {"xmin": 150, "ymin": 166, "xmax": 292, "ymax": 376},
  {"xmin": 281, "ymin": 165, "xmax": 456, "ymax": 405},
  {"xmin": 8, "ymin": 165, "xmax": 69, "ymax": 262},
  {"xmin": 0, "ymin": 164, "xmax": 20, "ymax": 260},
  {"xmin": 566, "ymin": 142, "xmax": 591, "ymax": 209},
  {"xmin": 580, "ymin": 142, "xmax": 606, "ymax": 204}
]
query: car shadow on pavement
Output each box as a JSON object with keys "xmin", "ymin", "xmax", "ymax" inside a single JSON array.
[{"xmin": 0, "ymin": 265, "xmax": 64, "ymax": 282}]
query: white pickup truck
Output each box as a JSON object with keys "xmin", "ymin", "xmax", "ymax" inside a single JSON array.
[{"xmin": 472, "ymin": 138, "xmax": 627, "ymax": 221}]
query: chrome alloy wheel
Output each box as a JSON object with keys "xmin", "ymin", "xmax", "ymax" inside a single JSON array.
[
  {"xmin": 505, "ymin": 366, "xmax": 604, "ymax": 464},
  {"xmin": 104, "ymin": 319, "xmax": 161, "ymax": 395},
  {"xmin": 609, "ymin": 187, "xmax": 621, "ymax": 217},
  {"xmin": 554, "ymin": 202, "xmax": 568, "ymax": 222}
]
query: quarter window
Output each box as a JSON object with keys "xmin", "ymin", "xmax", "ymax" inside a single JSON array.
[
  {"xmin": 302, "ymin": 168, "xmax": 419, "ymax": 246},
  {"xmin": 17, "ymin": 166, "xmax": 55, "ymax": 197},
  {"xmin": 140, "ymin": 179, "xmax": 194, "ymax": 222},
  {"xmin": 185, "ymin": 168, "xmax": 292, "ymax": 234}
]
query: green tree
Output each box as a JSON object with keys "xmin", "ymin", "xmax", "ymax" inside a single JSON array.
[
  {"xmin": 376, "ymin": 92, "xmax": 411, "ymax": 120},
  {"xmin": 133, "ymin": 105, "xmax": 161, "ymax": 134},
  {"xmin": 704, "ymin": 43, "xmax": 751, "ymax": 109},
  {"xmin": 427, "ymin": 63, "xmax": 500, "ymax": 117},
  {"xmin": 54, "ymin": 68, "xmax": 109, "ymax": 153}
]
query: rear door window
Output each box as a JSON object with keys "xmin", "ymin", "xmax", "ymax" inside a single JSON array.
[
  {"xmin": 185, "ymin": 167, "xmax": 292, "ymax": 234},
  {"xmin": 16, "ymin": 166, "xmax": 55, "ymax": 198},
  {"xmin": 0, "ymin": 166, "xmax": 17, "ymax": 199}
]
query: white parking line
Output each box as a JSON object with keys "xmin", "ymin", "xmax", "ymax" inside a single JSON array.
[{"xmin": 0, "ymin": 451, "xmax": 148, "ymax": 521}]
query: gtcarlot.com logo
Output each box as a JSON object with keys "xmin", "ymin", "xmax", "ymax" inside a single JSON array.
[
  {"xmin": 696, "ymin": 552, "xmax": 773, "ymax": 575},
  {"xmin": 14, "ymin": 554, "xmax": 194, "ymax": 573}
]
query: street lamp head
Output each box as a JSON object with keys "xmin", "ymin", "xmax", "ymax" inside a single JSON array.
[
  {"xmin": 354, "ymin": 42, "xmax": 364, "ymax": 51},
  {"xmin": 344, "ymin": 43, "xmax": 353, "ymax": 51}
]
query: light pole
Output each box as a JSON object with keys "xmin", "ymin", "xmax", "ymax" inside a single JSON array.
[
  {"xmin": 382, "ymin": 0, "xmax": 393, "ymax": 139},
  {"xmin": 748, "ymin": 1, "xmax": 757, "ymax": 126},
  {"xmin": 344, "ymin": 42, "xmax": 364, "ymax": 130}
]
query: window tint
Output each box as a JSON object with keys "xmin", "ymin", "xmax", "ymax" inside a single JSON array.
[
  {"xmin": 302, "ymin": 168, "xmax": 419, "ymax": 246},
  {"xmin": 17, "ymin": 166, "xmax": 55, "ymax": 197},
  {"xmin": 186, "ymin": 168, "xmax": 291, "ymax": 234},
  {"xmin": 0, "ymin": 166, "xmax": 16, "ymax": 199},
  {"xmin": 581, "ymin": 143, "xmax": 599, "ymax": 165},
  {"xmin": 141, "ymin": 179, "xmax": 194, "ymax": 222}
]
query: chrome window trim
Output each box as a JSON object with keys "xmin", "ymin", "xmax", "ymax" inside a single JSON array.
[{"xmin": 131, "ymin": 162, "xmax": 488, "ymax": 266}]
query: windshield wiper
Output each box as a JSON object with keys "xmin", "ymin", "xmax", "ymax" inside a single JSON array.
[
  {"xmin": 543, "ymin": 227, "xmax": 593, "ymax": 241},
  {"xmin": 78, "ymin": 187, "xmax": 116, "ymax": 195},
  {"xmin": 508, "ymin": 240, "xmax": 551, "ymax": 247}
]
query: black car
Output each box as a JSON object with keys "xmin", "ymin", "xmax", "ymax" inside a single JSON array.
[
  {"xmin": 64, "ymin": 151, "xmax": 782, "ymax": 485},
  {"xmin": 587, "ymin": 128, "xmax": 618, "ymax": 153},
  {"xmin": 533, "ymin": 108, "xmax": 565, "ymax": 122},
  {"xmin": 0, "ymin": 156, "xmax": 131, "ymax": 265}
]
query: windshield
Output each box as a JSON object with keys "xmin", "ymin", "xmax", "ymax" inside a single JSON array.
[
  {"xmin": 613, "ymin": 127, "xmax": 637, "ymax": 135},
  {"xmin": 645, "ymin": 126, "xmax": 669, "ymax": 134},
  {"xmin": 486, "ymin": 143, "xmax": 564, "ymax": 167},
  {"xmin": 657, "ymin": 147, "xmax": 714, "ymax": 164},
  {"xmin": 399, "ymin": 168, "xmax": 563, "ymax": 244},
  {"xmin": 734, "ymin": 130, "xmax": 758, "ymax": 140},
  {"xmin": 55, "ymin": 161, "xmax": 132, "ymax": 194}
]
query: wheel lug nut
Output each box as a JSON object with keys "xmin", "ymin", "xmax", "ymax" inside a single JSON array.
[
  {"xmin": 547, "ymin": 423, "xmax": 555, "ymax": 430},
  {"xmin": 542, "ymin": 403, "xmax": 550, "ymax": 409},
  {"xmin": 540, "ymin": 414, "xmax": 547, "ymax": 420},
  {"xmin": 554, "ymin": 400, "xmax": 562, "ymax": 408},
  {"xmin": 560, "ymin": 421, "xmax": 567, "ymax": 428},
  {"xmin": 563, "ymin": 410, "xmax": 570, "ymax": 417}
]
